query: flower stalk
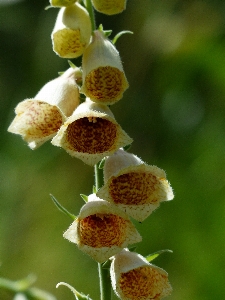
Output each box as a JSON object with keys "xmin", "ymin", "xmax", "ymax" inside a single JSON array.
[{"xmin": 95, "ymin": 163, "xmax": 112, "ymax": 300}]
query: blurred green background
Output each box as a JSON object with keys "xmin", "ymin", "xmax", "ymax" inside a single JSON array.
[{"xmin": 1, "ymin": 0, "xmax": 225, "ymax": 299}]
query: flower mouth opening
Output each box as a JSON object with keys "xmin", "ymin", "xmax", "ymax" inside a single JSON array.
[
  {"xmin": 79, "ymin": 214, "xmax": 127, "ymax": 247},
  {"xmin": 66, "ymin": 117, "xmax": 117, "ymax": 153},
  {"xmin": 53, "ymin": 28, "xmax": 85, "ymax": 58},
  {"xmin": 10, "ymin": 101, "xmax": 63, "ymax": 139},
  {"xmin": 85, "ymin": 66, "xmax": 127, "ymax": 102},
  {"xmin": 109, "ymin": 172, "xmax": 160, "ymax": 205},
  {"xmin": 119, "ymin": 266, "xmax": 170, "ymax": 300}
]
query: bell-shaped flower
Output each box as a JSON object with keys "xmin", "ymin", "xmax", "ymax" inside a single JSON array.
[
  {"xmin": 8, "ymin": 68, "xmax": 80, "ymax": 149},
  {"xmin": 63, "ymin": 194, "xmax": 142, "ymax": 263},
  {"xmin": 51, "ymin": 2, "xmax": 92, "ymax": 58},
  {"xmin": 91, "ymin": 0, "xmax": 127, "ymax": 15},
  {"xmin": 51, "ymin": 99, "xmax": 133, "ymax": 165},
  {"xmin": 110, "ymin": 249, "xmax": 172, "ymax": 300},
  {"xmin": 50, "ymin": 0, "xmax": 77, "ymax": 7},
  {"xmin": 97, "ymin": 149, "xmax": 174, "ymax": 222},
  {"xmin": 80, "ymin": 30, "xmax": 129, "ymax": 105}
]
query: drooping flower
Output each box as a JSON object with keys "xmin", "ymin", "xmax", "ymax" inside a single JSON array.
[
  {"xmin": 8, "ymin": 68, "xmax": 80, "ymax": 149},
  {"xmin": 97, "ymin": 149, "xmax": 174, "ymax": 222},
  {"xmin": 91, "ymin": 0, "xmax": 127, "ymax": 15},
  {"xmin": 110, "ymin": 249, "xmax": 172, "ymax": 300},
  {"xmin": 51, "ymin": 99, "xmax": 132, "ymax": 165},
  {"xmin": 80, "ymin": 30, "xmax": 129, "ymax": 105},
  {"xmin": 63, "ymin": 194, "xmax": 142, "ymax": 263},
  {"xmin": 49, "ymin": 0, "xmax": 77, "ymax": 7},
  {"xmin": 51, "ymin": 2, "xmax": 92, "ymax": 58}
]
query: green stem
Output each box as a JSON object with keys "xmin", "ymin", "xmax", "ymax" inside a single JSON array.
[
  {"xmin": 84, "ymin": 0, "xmax": 96, "ymax": 31},
  {"xmin": 94, "ymin": 163, "xmax": 111, "ymax": 300}
]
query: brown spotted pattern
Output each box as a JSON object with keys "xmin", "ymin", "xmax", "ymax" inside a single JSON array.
[
  {"xmin": 85, "ymin": 66, "xmax": 124, "ymax": 102},
  {"xmin": 119, "ymin": 266, "xmax": 170, "ymax": 300},
  {"xmin": 66, "ymin": 117, "xmax": 117, "ymax": 153},
  {"xmin": 53, "ymin": 28, "xmax": 85, "ymax": 58},
  {"xmin": 109, "ymin": 172, "xmax": 159, "ymax": 205},
  {"xmin": 19, "ymin": 101, "xmax": 63, "ymax": 138},
  {"xmin": 79, "ymin": 214, "xmax": 128, "ymax": 247}
]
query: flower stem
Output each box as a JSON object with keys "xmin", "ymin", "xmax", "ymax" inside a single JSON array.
[
  {"xmin": 84, "ymin": 0, "xmax": 96, "ymax": 32},
  {"xmin": 94, "ymin": 163, "xmax": 111, "ymax": 300}
]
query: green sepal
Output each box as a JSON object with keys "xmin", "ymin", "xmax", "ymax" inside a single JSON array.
[
  {"xmin": 112, "ymin": 31, "xmax": 133, "ymax": 44},
  {"xmin": 98, "ymin": 24, "xmax": 112, "ymax": 38},
  {"xmin": 146, "ymin": 249, "xmax": 173, "ymax": 263},
  {"xmin": 102, "ymin": 260, "xmax": 111, "ymax": 269},
  {"xmin": 123, "ymin": 144, "xmax": 132, "ymax": 151},
  {"xmin": 98, "ymin": 158, "xmax": 105, "ymax": 169},
  {"xmin": 68, "ymin": 60, "xmax": 76, "ymax": 69},
  {"xmin": 56, "ymin": 282, "xmax": 93, "ymax": 300},
  {"xmin": 80, "ymin": 194, "xmax": 88, "ymax": 202},
  {"xmin": 92, "ymin": 185, "xmax": 97, "ymax": 193},
  {"xmin": 50, "ymin": 194, "xmax": 77, "ymax": 220},
  {"xmin": 58, "ymin": 71, "xmax": 64, "ymax": 76}
]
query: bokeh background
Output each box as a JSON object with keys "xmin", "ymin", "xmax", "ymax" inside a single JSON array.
[{"xmin": 1, "ymin": 0, "xmax": 225, "ymax": 299}]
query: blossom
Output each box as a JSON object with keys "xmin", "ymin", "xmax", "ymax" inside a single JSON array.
[
  {"xmin": 8, "ymin": 68, "xmax": 80, "ymax": 149},
  {"xmin": 91, "ymin": 0, "xmax": 127, "ymax": 15},
  {"xmin": 63, "ymin": 194, "xmax": 142, "ymax": 263},
  {"xmin": 110, "ymin": 249, "xmax": 172, "ymax": 300},
  {"xmin": 51, "ymin": 2, "xmax": 92, "ymax": 58},
  {"xmin": 97, "ymin": 149, "xmax": 174, "ymax": 222},
  {"xmin": 51, "ymin": 99, "xmax": 132, "ymax": 165},
  {"xmin": 80, "ymin": 30, "xmax": 129, "ymax": 105}
]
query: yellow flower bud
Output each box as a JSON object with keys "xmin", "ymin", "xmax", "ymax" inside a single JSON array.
[
  {"xmin": 63, "ymin": 194, "xmax": 142, "ymax": 263},
  {"xmin": 97, "ymin": 149, "xmax": 174, "ymax": 222},
  {"xmin": 51, "ymin": 3, "xmax": 92, "ymax": 58},
  {"xmin": 50, "ymin": 0, "xmax": 77, "ymax": 7},
  {"xmin": 91, "ymin": 0, "xmax": 127, "ymax": 15},
  {"xmin": 8, "ymin": 68, "xmax": 80, "ymax": 149},
  {"xmin": 51, "ymin": 99, "xmax": 133, "ymax": 165},
  {"xmin": 80, "ymin": 30, "xmax": 129, "ymax": 105},
  {"xmin": 110, "ymin": 249, "xmax": 172, "ymax": 300}
]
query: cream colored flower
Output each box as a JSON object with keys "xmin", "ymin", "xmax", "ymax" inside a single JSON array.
[
  {"xmin": 50, "ymin": 0, "xmax": 77, "ymax": 7},
  {"xmin": 91, "ymin": 0, "xmax": 127, "ymax": 15},
  {"xmin": 51, "ymin": 99, "xmax": 132, "ymax": 165},
  {"xmin": 63, "ymin": 194, "xmax": 142, "ymax": 263},
  {"xmin": 8, "ymin": 68, "xmax": 80, "ymax": 149},
  {"xmin": 51, "ymin": 3, "xmax": 92, "ymax": 58},
  {"xmin": 97, "ymin": 149, "xmax": 174, "ymax": 222},
  {"xmin": 80, "ymin": 30, "xmax": 129, "ymax": 105},
  {"xmin": 110, "ymin": 249, "xmax": 172, "ymax": 300}
]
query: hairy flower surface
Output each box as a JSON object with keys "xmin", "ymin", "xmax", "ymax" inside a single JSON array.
[
  {"xmin": 80, "ymin": 30, "xmax": 129, "ymax": 105},
  {"xmin": 8, "ymin": 68, "xmax": 80, "ymax": 149},
  {"xmin": 51, "ymin": 2, "xmax": 91, "ymax": 58},
  {"xmin": 51, "ymin": 100, "xmax": 132, "ymax": 165},
  {"xmin": 91, "ymin": 0, "xmax": 127, "ymax": 15},
  {"xmin": 110, "ymin": 249, "xmax": 172, "ymax": 300},
  {"xmin": 97, "ymin": 149, "xmax": 174, "ymax": 221},
  {"xmin": 63, "ymin": 195, "xmax": 142, "ymax": 263}
]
